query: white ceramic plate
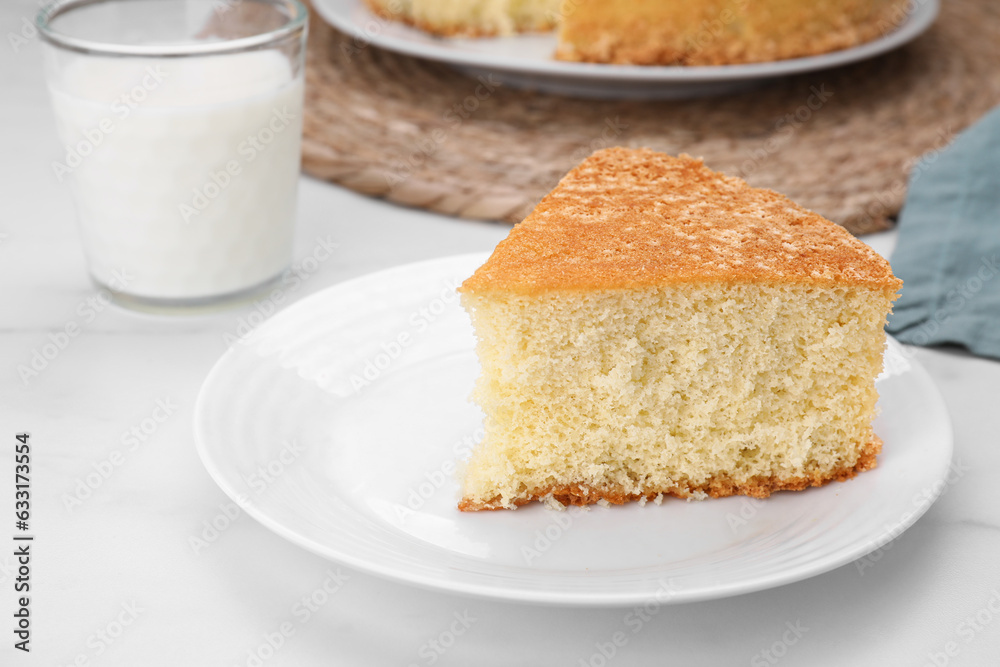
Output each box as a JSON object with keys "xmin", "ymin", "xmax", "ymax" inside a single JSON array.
[
  {"xmin": 195, "ymin": 253, "xmax": 953, "ymax": 606},
  {"xmin": 311, "ymin": 0, "xmax": 939, "ymax": 98}
]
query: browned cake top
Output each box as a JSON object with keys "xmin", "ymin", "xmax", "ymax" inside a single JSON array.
[{"xmin": 461, "ymin": 148, "xmax": 902, "ymax": 296}]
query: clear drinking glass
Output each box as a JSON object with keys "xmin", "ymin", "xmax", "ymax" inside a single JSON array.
[{"xmin": 38, "ymin": 0, "xmax": 308, "ymax": 312}]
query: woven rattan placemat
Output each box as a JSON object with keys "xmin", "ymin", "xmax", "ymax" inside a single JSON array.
[{"xmin": 302, "ymin": 0, "xmax": 1000, "ymax": 234}]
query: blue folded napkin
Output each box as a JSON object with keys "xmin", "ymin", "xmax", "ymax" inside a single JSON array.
[{"xmin": 885, "ymin": 104, "xmax": 1000, "ymax": 359}]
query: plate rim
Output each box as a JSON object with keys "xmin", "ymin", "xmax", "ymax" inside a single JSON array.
[
  {"xmin": 195, "ymin": 252, "xmax": 955, "ymax": 607},
  {"xmin": 311, "ymin": 0, "xmax": 940, "ymax": 83}
]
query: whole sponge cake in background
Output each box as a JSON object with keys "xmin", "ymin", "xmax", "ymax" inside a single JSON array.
[
  {"xmin": 458, "ymin": 148, "xmax": 901, "ymax": 511},
  {"xmin": 363, "ymin": 0, "xmax": 910, "ymax": 64},
  {"xmin": 555, "ymin": 0, "xmax": 910, "ymax": 65}
]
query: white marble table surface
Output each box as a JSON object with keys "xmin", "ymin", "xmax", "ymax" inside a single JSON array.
[{"xmin": 4, "ymin": 1, "xmax": 1000, "ymax": 664}]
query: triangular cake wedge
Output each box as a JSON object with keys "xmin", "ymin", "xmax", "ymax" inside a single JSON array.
[{"xmin": 458, "ymin": 148, "xmax": 901, "ymax": 511}]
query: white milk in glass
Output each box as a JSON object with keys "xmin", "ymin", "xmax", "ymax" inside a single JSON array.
[{"xmin": 46, "ymin": 49, "xmax": 303, "ymax": 301}]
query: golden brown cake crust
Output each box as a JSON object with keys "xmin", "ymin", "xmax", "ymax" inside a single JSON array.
[
  {"xmin": 458, "ymin": 437, "xmax": 881, "ymax": 510},
  {"xmin": 460, "ymin": 148, "xmax": 902, "ymax": 297},
  {"xmin": 554, "ymin": 0, "xmax": 910, "ymax": 66}
]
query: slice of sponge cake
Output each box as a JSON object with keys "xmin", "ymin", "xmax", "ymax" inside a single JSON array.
[{"xmin": 458, "ymin": 148, "xmax": 901, "ymax": 511}]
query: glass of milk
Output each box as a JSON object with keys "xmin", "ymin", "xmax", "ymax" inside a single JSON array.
[{"xmin": 38, "ymin": 0, "xmax": 308, "ymax": 311}]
